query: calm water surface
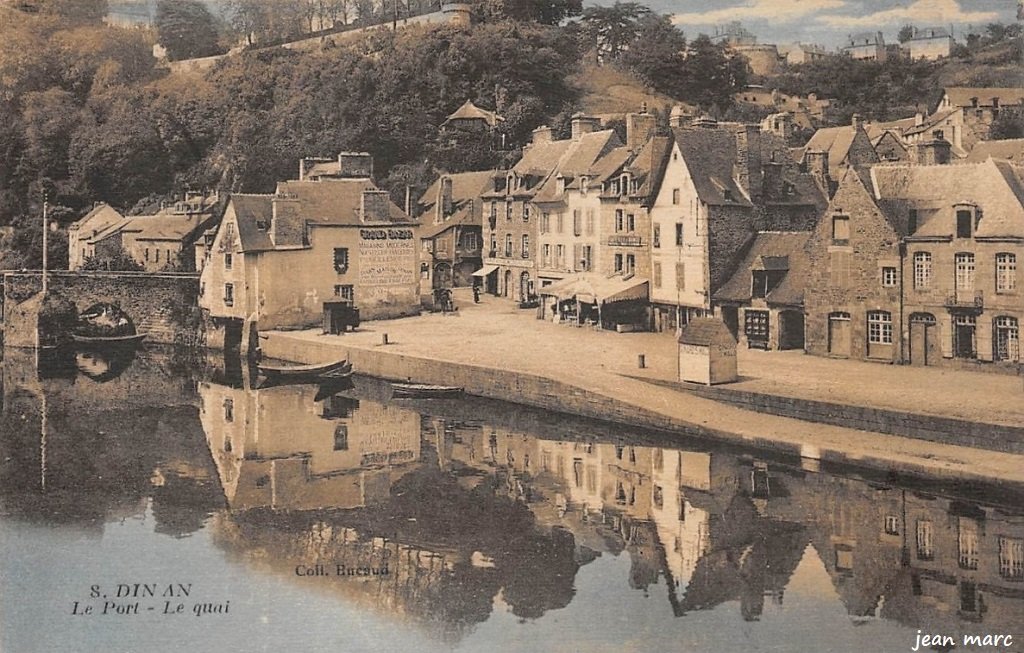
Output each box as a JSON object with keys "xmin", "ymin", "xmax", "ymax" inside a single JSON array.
[{"xmin": 1, "ymin": 347, "xmax": 1022, "ymax": 653}]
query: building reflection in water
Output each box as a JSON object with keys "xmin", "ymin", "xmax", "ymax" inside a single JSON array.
[{"xmin": 0, "ymin": 347, "xmax": 1021, "ymax": 646}]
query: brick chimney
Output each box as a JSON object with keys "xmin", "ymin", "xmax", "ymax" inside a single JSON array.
[
  {"xmin": 851, "ymin": 113, "xmax": 862, "ymax": 131},
  {"xmin": 436, "ymin": 176, "xmax": 454, "ymax": 222},
  {"xmin": 912, "ymin": 129, "xmax": 952, "ymax": 165},
  {"xmin": 532, "ymin": 125, "xmax": 554, "ymax": 144},
  {"xmin": 270, "ymin": 191, "xmax": 303, "ymax": 247},
  {"xmin": 571, "ymin": 113, "xmax": 601, "ymax": 140},
  {"xmin": 733, "ymin": 125, "xmax": 763, "ymax": 201},
  {"xmin": 626, "ymin": 110, "xmax": 657, "ymax": 153}
]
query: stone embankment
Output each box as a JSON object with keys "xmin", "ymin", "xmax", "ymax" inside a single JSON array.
[{"xmin": 260, "ymin": 303, "xmax": 1024, "ymax": 487}]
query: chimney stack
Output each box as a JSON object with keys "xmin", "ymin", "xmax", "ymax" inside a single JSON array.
[
  {"xmin": 437, "ymin": 176, "xmax": 454, "ymax": 222},
  {"xmin": 851, "ymin": 113, "xmax": 862, "ymax": 131},
  {"xmin": 733, "ymin": 125, "xmax": 763, "ymax": 201},
  {"xmin": 912, "ymin": 129, "xmax": 952, "ymax": 166},
  {"xmin": 626, "ymin": 110, "xmax": 657, "ymax": 153},
  {"xmin": 804, "ymin": 150, "xmax": 831, "ymax": 195},
  {"xmin": 532, "ymin": 125, "xmax": 554, "ymax": 144},
  {"xmin": 669, "ymin": 105, "xmax": 689, "ymax": 128},
  {"xmin": 337, "ymin": 152, "xmax": 374, "ymax": 179},
  {"xmin": 571, "ymin": 113, "xmax": 601, "ymax": 140}
]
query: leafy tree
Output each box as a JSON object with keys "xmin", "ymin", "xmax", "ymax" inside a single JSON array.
[
  {"xmin": 579, "ymin": 2, "xmax": 651, "ymax": 63},
  {"xmin": 619, "ymin": 14, "xmax": 685, "ymax": 96},
  {"xmin": 678, "ymin": 34, "xmax": 747, "ymax": 112},
  {"xmin": 990, "ymin": 110, "xmax": 1024, "ymax": 140},
  {"xmin": 155, "ymin": 0, "xmax": 223, "ymax": 61},
  {"xmin": 476, "ymin": 0, "xmax": 582, "ymax": 25},
  {"xmin": 898, "ymin": 25, "xmax": 915, "ymax": 43},
  {"xmin": 81, "ymin": 247, "xmax": 145, "ymax": 271}
]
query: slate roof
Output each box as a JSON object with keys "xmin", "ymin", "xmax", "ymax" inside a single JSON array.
[
  {"xmin": 908, "ymin": 26, "xmax": 950, "ymax": 40},
  {"xmin": 870, "ymin": 159, "xmax": 1024, "ymax": 239},
  {"xmin": 444, "ymin": 100, "xmax": 505, "ymax": 128},
  {"xmin": 130, "ymin": 214, "xmax": 213, "ymax": 241},
  {"xmin": 275, "ymin": 179, "xmax": 412, "ymax": 226},
  {"xmin": 714, "ymin": 231, "xmax": 811, "ymax": 306},
  {"xmin": 531, "ymin": 130, "xmax": 621, "ymax": 202},
  {"xmin": 864, "ymin": 117, "xmax": 917, "ymax": 141},
  {"xmin": 802, "ymin": 125, "xmax": 862, "ymax": 178},
  {"xmin": 966, "ymin": 139, "xmax": 1024, "ymax": 163},
  {"xmin": 230, "ymin": 194, "xmax": 274, "ymax": 252},
  {"xmin": 942, "ymin": 87, "xmax": 1024, "ymax": 109},
  {"xmin": 671, "ymin": 127, "xmax": 753, "ymax": 207}
]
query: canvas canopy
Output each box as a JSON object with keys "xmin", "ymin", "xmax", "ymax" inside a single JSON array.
[
  {"xmin": 471, "ymin": 265, "xmax": 499, "ymax": 277},
  {"xmin": 540, "ymin": 273, "xmax": 648, "ymax": 305}
]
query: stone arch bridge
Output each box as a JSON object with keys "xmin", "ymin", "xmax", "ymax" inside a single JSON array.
[{"xmin": 1, "ymin": 271, "xmax": 202, "ymax": 348}]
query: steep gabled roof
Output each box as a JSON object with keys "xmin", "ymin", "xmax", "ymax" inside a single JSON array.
[
  {"xmin": 71, "ymin": 203, "xmax": 125, "ymax": 236},
  {"xmin": 532, "ymin": 129, "xmax": 621, "ymax": 202},
  {"xmin": 802, "ymin": 125, "xmax": 869, "ymax": 178},
  {"xmin": 419, "ymin": 170, "xmax": 499, "ymax": 209},
  {"xmin": 714, "ymin": 231, "xmax": 811, "ymax": 306},
  {"xmin": 230, "ymin": 194, "xmax": 275, "ymax": 252},
  {"xmin": 671, "ymin": 127, "xmax": 752, "ymax": 208}
]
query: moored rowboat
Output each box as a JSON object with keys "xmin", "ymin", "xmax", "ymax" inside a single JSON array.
[
  {"xmin": 71, "ymin": 333, "xmax": 147, "ymax": 346},
  {"xmin": 390, "ymin": 382, "xmax": 464, "ymax": 398},
  {"xmin": 258, "ymin": 359, "xmax": 351, "ymax": 381}
]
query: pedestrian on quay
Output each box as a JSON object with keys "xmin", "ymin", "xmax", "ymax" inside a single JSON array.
[{"xmin": 472, "ymin": 285, "xmax": 480, "ymax": 303}]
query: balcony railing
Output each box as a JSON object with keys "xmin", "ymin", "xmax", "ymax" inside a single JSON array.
[
  {"xmin": 945, "ymin": 289, "xmax": 984, "ymax": 309},
  {"xmin": 607, "ymin": 235, "xmax": 644, "ymax": 247}
]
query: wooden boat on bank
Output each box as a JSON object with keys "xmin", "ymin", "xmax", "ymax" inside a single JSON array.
[
  {"xmin": 390, "ymin": 382, "xmax": 464, "ymax": 398},
  {"xmin": 258, "ymin": 359, "xmax": 351, "ymax": 382},
  {"xmin": 71, "ymin": 333, "xmax": 148, "ymax": 346}
]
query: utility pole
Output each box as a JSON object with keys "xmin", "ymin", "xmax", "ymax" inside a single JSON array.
[{"xmin": 42, "ymin": 191, "xmax": 49, "ymax": 296}]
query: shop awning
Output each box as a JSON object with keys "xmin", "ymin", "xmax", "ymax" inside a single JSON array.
[
  {"xmin": 471, "ymin": 264, "xmax": 499, "ymax": 277},
  {"xmin": 539, "ymin": 273, "xmax": 648, "ymax": 305}
]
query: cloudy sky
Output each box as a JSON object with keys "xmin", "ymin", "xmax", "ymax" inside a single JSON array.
[{"xmin": 638, "ymin": 0, "xmax": 1018, "ymax": 47}]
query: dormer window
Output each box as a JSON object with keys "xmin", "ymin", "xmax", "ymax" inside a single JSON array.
[
  {"xmin": 620, "ymin": 174, "xmax": 630, "ymax": 196},
  {"xmin": 723, "ymin": 189, "xmax": 734, "ymax": 202},
  {"xmin": 955, "ymin": 204, "xmax": 978, "ymax": 239},
  {"xmin": 507, "ymin": 174, "xmax": 516, "ymax": 191},
  {"xmin": 556, "ymin": 175, "xmax": 566, "ymax": 194},
  {"xmin": 579, "ymin": 176, "xmax": 589, "ymax": 196}
]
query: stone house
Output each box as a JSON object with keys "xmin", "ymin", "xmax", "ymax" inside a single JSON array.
[
  {"xmin": 842, "ymin": 32, "xmax": 886, "ymax": 62},
  {"xmin": 199, "ymin": 153, "xmax": 419, "ymax": 351},
  {"xmin": 534, "ymin": 111, "xmax": 671, "ymax": 328},
  {"xmin": 906, "ymin": 26, "xmax": 953, "ymax": 60},
  {"xmin": 650, "ymin": 119, "xmax": 826, "ymax": 334},
  {"xmin": 68, "ymin": 203, "xmax": 126, "ymax": 270},
  {"xmin": 713, "ymin": 231, "xmax": 811, "ymax": 350},
  {"xmin": 908, "ymin": 87, "xmax": 1024, "ymax": 154},
  {"xmin": 873, "ymin": 159, "xmax": 1023, "ymax": 369},
  {"xmin": 871, "ymin": 130, "xmax": 910, "ymax": 163},
  {"xmin": 68, "ymin": 194, "xmax": 220, "ymax": 272},
  {"xmin": 799, "ymin": 116, "xmax": 880, "ymax": 189},
  {"xmin": 803, "ymin": 167, "xmax": 906, "ymax": 362},
  {"xmin": 418, "ymin": 170, "xmax": 502, "ymax": 292},
  {"xmin": 481, "ymin": 116, "xmax": 618, "ymax": 303}
]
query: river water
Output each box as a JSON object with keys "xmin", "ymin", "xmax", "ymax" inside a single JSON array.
[{"xmin": 0, "ymin": 347, "xmax": 1021, "ymax": 653}]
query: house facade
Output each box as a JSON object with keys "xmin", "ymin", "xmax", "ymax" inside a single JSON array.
[
  {"xmin": 418, "ymin": 170, "xmax": 501, "ymax": 292},
  {"xmin": 906, "ymin": 27, "xmax": 953, "ymax": 60},
  {"xmin": 650, "ymin": 121, "xmax": 825, "ymax": 335},
  {"xmin": 804, "ymin": 168, "xmax": 906, "ymax": 362},
  {"xmin": 842, "ymin": 32, "xmax": 886, "ymax": 62},
  {"xmin": 68, "ymin": 203, "xmax": 126, "ymax": 270},
  {"xmin": 200, "ymin": 154, "xmax": 420, "ymax": 351},
  {"xmin": 874, "ymin": 159, "xmax": 1023, "ymax": 369}
]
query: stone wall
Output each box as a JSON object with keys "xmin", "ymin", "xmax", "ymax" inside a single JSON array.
[{"xmin": 2, "ymin": 272, "xmax": 202, "ymax": 347}]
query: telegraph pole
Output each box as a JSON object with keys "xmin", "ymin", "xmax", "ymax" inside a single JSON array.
[{"xmin": 42, "ymin": 191, "xmax": 49, "ymax": 296}]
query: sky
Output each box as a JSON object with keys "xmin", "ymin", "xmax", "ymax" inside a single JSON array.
[{"xmin": 636, "ymin": 0, "xmax": 1019, "ymax": 48}]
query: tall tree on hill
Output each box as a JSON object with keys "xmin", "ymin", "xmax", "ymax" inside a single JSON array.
[
  {"xmin": 619, "ymin": 14, "xmax": 685, "ymax": 95},
  {"xmin": 155, "ymin": 0, "xmax": 223, "ymax": 61},
  {"xmin": 579, "ymin": 2, "xmax": 651, "ymax": 63},
  {"xmin": 679, "ymin": 34, "xmax": 747, "ymax": 112}
]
